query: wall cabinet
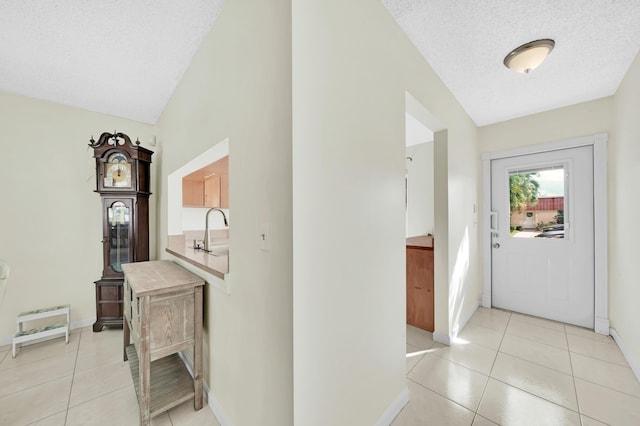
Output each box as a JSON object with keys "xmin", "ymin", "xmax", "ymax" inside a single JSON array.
[
  {"xmin": 406, "ymin": 236, "xmax": 434, "ymax": 332},
  {"xmin": 204, "ymin": 175, "xmax": 221, "ymax": 207},
  {"xmin": 182, "ymin": 174, "xmax": 228, "ymax": 208},
  {"xmin": 182, "ymin": 180, "xmax": 204, "ymax": 206}
]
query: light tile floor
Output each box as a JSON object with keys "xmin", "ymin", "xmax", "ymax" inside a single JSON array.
[
  {"xmin": 395, "ymin": 307, "xmax": 640, "ymax": 425},
  {"xmin": 2, "ymin": 309, "xmax": 639, "ymax": 425},
  {"xmin": 0, "ymin": 326, "xmax": 220, "ymax": 426}
]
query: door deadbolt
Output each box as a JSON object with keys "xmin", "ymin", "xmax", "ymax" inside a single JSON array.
[{"xmin": 492, "ymin": 243, "xmax": 500, "ymax": 249}]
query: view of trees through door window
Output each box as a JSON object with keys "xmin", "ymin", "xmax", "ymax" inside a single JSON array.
[{"xmin": 509, "ymin": 166, "xmax": 565, "ymax": 238}]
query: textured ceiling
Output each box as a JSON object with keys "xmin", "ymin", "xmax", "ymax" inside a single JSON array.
[
  {"xmin": 0, "ymin": 0, "xmax": 223, "ymax": 124},
  {"xmin": 1, "ymin": 2, "xmax": 638, "ymax": 127},
  {"xmin": 383, "ymin": 0, "xmax": 640, "ymax": 126}
]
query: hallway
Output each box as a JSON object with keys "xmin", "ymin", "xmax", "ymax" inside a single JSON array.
[{"xmin": 1, "ymin": 307, "xmax": 639, "ymax": 425}]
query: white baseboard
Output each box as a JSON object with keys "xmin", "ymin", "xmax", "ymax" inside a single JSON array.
[
  {"xmin": 610, "ymin": 328, "xmax": 640, "ymax": 383},
  {"xmin": 177, "ymin": 351, "xmax": 230, "ymax": 426},
  {"xmin": 455, "ymin": 300, "xmax": 480, "ymax": 337},
  {"xmin": 433, "ymin": 300, "xmax": 481, "ymax": 346},
  {"xmin": 72, "ymin": 317, "xmax": 96, "ymax": 331},
  {"xmin": 374, "ymin": 386, "xmax": 409, "ymax": 426},
  {"xmin": 204, "ymin": 385, "xmax": 232, "ymax": 426}
]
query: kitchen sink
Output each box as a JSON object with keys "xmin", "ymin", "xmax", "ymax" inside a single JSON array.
[{"xmin": 206, "ymin": 244, "xmax": 229, "ymax": 256}]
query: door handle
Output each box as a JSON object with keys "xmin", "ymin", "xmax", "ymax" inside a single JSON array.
[
  {"xmin": 493, "ymin": 243, "xmax": 500, "ymax": 249},
  {"xmin": 490, "ymin": 211, "xmax": 498, "ymax": 234}
]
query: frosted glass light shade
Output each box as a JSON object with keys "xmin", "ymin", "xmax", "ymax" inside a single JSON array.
[{"xmin": 504, "ymin": 39, "xmax": 555, "ymax": 74}]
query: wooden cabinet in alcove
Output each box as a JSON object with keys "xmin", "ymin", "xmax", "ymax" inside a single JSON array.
[{"xmin": 406, "ymin": 236, "xmax": 434, "ymax": 332}]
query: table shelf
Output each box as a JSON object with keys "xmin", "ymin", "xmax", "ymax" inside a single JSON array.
[{"xmin": 125, "ymin": 345, "xmax": 195, "ymax": 417}]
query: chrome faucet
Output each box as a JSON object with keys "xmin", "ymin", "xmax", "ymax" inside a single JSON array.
[{"xmin": 204, "ymin": 208, "xmax": 228, "ymax": 252}]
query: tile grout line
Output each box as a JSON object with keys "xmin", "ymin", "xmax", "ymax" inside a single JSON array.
[
  {"xmin": 488, "ymin": 313, "xmax": 583, "ymax": 418},
  {"xmin": 568, "ymin": 347, "xmax": 631, "ymax": 369},
  {"xmin": 405, "ymin": 376, "xmax": 479, "ymax": 417},
  {"xmin": 571, "ymin": 375, "xmax": 640, "ymax": 401},
  {"xmin": 408, "ymin": 340, "xmax": 435, "ymax": 375},
  {"xmin": 487, "ymin": 375, "xmax": 582, "ymax": 416},
  {"xmin": 502, "ymin": 329, "xmax": 568, "ymax": 352},
  {"xmin": 472, "ymin": 311, "xmax": 513, "ymax": 423},
  {"xmin": 564, "ymin": 324, "xmax": 584, "ymax": 426},
  {"xmin": 488, "ymin": 316, "xmax": 582, "ymax": 417},
  {"xmin": 489, "ymin": 319, "xmax": 582, "ymax": 415},
  {"xmin": 64, "ymin": 328, "xmax": 83, "ymax": 425}
]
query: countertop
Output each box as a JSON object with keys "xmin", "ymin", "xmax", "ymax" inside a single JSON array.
[
  {"xmin": 165, "ymin": 235, "xmax": 228, "ymax": 279},
  {"xmin": 406, "ymin": 235, "xmax": 434, "ymax": 250},
  {"xmin": 121, "ymin": 260, "xmax": 205, "ymax": 297}
]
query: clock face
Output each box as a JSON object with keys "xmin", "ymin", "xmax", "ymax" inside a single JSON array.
[{"xmin": 104, "ymin": 153, "xmax": 132, "ymax": 188}]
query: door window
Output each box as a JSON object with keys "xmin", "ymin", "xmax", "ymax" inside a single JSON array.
[{"xmin": 509, "ymin": 166, "xmax": 565, "ymax": 239}]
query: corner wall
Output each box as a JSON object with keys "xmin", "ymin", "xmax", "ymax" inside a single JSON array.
[
  {"xmin": 0, "ymin": 91, "xmax": 155, "ymax": 342},
  {"xmin": 292, "ymin": 1, "xmax": 480, "ymax": 423},
  {"xmin": 610, "ymin": 51, "xmax": 640, "ymax": 375},
  {"xmin": 155, "ymin": 1, "xmax": 293, "ymax": 424}
]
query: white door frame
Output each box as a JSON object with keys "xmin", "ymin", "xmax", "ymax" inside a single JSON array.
[{"xmin": 481, "ymin": 133, "xmax": 609, "ymax": 334}]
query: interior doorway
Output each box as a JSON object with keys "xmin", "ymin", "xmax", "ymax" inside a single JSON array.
[{"xmin": 404, "ymin": 93, "xmax": 449, "ymax": 343}]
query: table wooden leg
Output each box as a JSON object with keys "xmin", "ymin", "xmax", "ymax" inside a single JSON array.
[
  {"xmin": 139, "ymin": 295, "xmax": 151, "ymax": 425},
  {"xmin": 123, "ymin": 315, "xmax": 130, "ymax": 361},
  {"xmin": 194, "ymin": 286, "xmax": 203, "ymax": 410}
]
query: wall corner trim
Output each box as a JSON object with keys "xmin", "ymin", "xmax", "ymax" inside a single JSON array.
[
  {"xmin": 594, "ymin": 316, "xmax": 610, "ymax": 335},
  {"xmin": 610, "ymin": 328, "xmax": 640, "ymax": 384},
  {"xmin": 433, "ymin": 332, "xmax": 451, "ymax": 346},
  {"xmin": 374, "ymin": 386, "xmax": 409, "ymax": 426}
]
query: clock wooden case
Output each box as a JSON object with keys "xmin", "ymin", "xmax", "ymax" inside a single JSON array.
[{"xmin": 89, "ymin": 131, "xmax": 153, "ymax": 332}]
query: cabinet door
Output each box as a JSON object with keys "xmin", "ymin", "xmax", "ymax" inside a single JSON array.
[
  {"xmin": 204, "ymin": 175, "xmax": 221, "ymax": 207},
  {"xmin": 406, "ymin": 247, "xmax": 434, "ymax": 331},
  {"xmin": 182, "ymin": 179, "xmax": 204, "ymax": 206},
  {"xmin": 220, "ymin": 174, "xmax": 229, "ymax": 208}
]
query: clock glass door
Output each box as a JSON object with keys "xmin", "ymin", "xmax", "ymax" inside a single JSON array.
[{"xmin": 107, "ymin": 201, "xmax": 131, "ymax": 272}]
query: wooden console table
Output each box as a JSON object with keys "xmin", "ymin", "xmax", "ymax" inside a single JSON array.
[{"xmin": 122, "ymin": 260, "xmax": 205, "ymax": 425}]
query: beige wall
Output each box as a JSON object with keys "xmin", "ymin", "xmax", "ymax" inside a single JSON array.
[
  {"xmin": 293, "ymin": 0, "xmax": 480, "ymax": 424},
  {"xmin": 0, "ymin": 91, "xmax": 155, "ymax": 342},
  {"xmin": 610, "ymin": 51, "xmax": 640, "ymax": 373},
  {"xmin": 155, "ymin": 0, "xmax": 293, "ymax": 424},
  {"xmin": 479, "ymin": 97, "xmax": 614, "ymax": 153}
]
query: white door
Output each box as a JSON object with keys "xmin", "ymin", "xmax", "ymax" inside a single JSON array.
[{"xmin": 490, "ymin": 146, "xmax": 594, "ymax": 328}]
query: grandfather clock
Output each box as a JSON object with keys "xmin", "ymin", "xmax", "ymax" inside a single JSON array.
[{"xmin": 89, "ymin": 131, "xmax": 153, "ymax": 332}]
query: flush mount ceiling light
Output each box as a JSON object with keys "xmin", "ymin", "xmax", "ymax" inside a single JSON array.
[{"xmin": 504, "ymin": 39, "xmax": 555, "ymax": 74}]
